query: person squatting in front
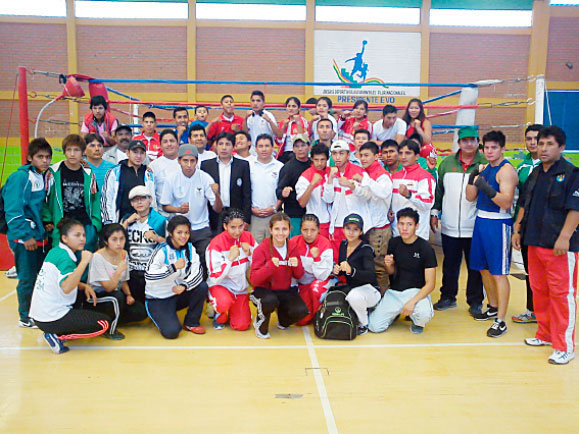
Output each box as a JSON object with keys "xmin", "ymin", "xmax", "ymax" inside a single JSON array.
[
  {"xmin": 144, "ymin": 215, "xmax": 209, "ymax": 339},
  {"xmin": 206, "ymin": 208, "xmax": 257, "ymax": 331},
  {"xmin": 369, "ymin": 208, "xmax": 437, "ymax": 334},
  {"xmin": 249, "ymin": 212, "xmax": 309, "ymax": 339},
  {"xmin": 29, "ymin": 219, "xmax": 110, "ymax": 354},
  {"xmin": 292, "ymin": 214, "xmax": 334, "ymax": 326},
  {"xmin": 334, "ymin": 213, "xmax": 381, "ymax": 336}
]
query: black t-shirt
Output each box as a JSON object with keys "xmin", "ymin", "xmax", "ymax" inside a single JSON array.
[
  {"xmin": 388, "ymin": 236, "xmax": 437, "ymax": 291},
  {"xmin": 60, "ymin": 164, "xmax": 90, "ymax": 225}
]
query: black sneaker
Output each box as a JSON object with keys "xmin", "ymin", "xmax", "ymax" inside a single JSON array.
[
  {"xmin": 18, "ymin": 318, "xmax": 38, "ymax": 329},
  {"xmin": 473, "ymin": 306, "xmax": 498, "ymax": 321},
  {"xmin": 487, "ymin": 319, "xmax": 507, "ymax": 338},
  {"xmin": 468, "ymin": 305, "xmax": 482, "ymax": 317},
  {"xmin": 433, "ymin": 298, "xmax": 457, "ymax": 311},
  {"xmin": 410, "ymin": 324, "xmax": 424, "ymax": 334},
  {"xmin": 357, "ymin": 325, "xmax": 369, "ymax": 335}
]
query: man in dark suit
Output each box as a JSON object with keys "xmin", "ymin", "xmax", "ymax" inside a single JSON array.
[{"xmin": 201, "ymin": 132, "xmax": 251, "ymax": 234}]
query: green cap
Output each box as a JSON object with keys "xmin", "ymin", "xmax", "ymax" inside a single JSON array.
[{"xmin": 458, "ymin": 125, "xmax": 478, "ymax": 140}]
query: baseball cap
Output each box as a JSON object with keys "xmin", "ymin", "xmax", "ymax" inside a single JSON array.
[
  {"xmin": 458, "ymin": 125, "xmax": 479, "ymax": 140},
  {"xmin": 330, "ymin": 139, "xmax": 350, "ymax": 153},
  {"xmin": 115, "ymin": 124, "xmax": 132, "ymax": 134},
  {"xmin": 178, "ymin": 144, "xmax": 199, "ymax": 158},
  {"xmin": 128, "ymin": 185, "xmax": 152, "ymax": 200},
  {"xmin": 292, "ymin": 133, "xmax": 310, "ymax": 145},
  {"xmin": 128, "ymin": 140, "xmax": 146, "ymax": 151},
  {"xmin": 343, "ymin": 213, "xmax": 364, "ymax": 230}
]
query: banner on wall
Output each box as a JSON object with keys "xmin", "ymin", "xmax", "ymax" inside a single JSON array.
[{"xmin": 313, "ymin": 30, "xmax": 422, "ymax": 103}]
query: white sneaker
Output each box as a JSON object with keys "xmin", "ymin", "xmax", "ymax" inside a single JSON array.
[
  {"xmin": 524, "ymin": 337, "xmax": 551, "ymax": 347},
  {"xmin": 5, "ymin": 266, "xmax": 17, "ymax": 279},
  {"xmin": 277, "ymin": 322, "xmax": 288, "ymax": 330},
  {"xmin": 548, "ymin": 350, "xmax": 575, "ymax": 365}
]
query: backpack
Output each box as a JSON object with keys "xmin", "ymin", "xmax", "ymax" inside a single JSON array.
[
  {"xmin": 0, "ymin": 186, "xmax": 7, "ymax": 235},
  {"xmin": 314, "ymin": 285, "xmax": 358, "ymax": 340}
]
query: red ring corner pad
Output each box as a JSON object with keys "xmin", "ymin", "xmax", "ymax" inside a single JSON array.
[{"xmin": 0, "ymin": 234, "xmax": 15, "ymax": 271}]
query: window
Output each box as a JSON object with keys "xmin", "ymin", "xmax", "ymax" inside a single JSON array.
[
  {"xmin": 196, "ymin": 3, "xmax": 306, "ymax": 21},
  {"xmin": 315, "ymin": 6, "xmax": 420, "ymax": 25},
  {"xmin": 430, "ymin": 9, "xmax": 533, "ymax": 27},
  {"xmin": 0, "ymin": 0, "xmax": 66, "ymax": 17},
  {"xmin": 75, "ymin": 1, "xmax": 188, "ymax": 19}
]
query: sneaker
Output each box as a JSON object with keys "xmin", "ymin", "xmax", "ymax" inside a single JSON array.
[
  {"xmin": 253, "ymin": 316, "xmax": 270, "ymax": 339},
  {"xmin": 43, "ymin": 333, "xmax": 69, "ymax": 354},
  {"xmin": 524, "ymin": 337, "xmax": 551, "ymax": 347},
  {"xmin": 18, "ymin": 318, "xmax": 38, "ymax": 329},
  {"xmin": 410, "ymin": 324, "xmax": 424, "ymax": 334},
  {"xmin": 512, "ymin": 311, "xmax": 537, "ymax": 324},
  {"xmin": 205, "ymin": 303, "xmax": 215, "ymax": 319},
  {"xmin": 473, "ymin": 306, "xmax": 498, "ymax": 321},
  {"xmin": 487, "ymin": 319, "xmax": 507, "ymax": 338},
  {"xmin": 5, "ymin": 266, "xmax": 17, "ymax": 279},
  {"xmin": 184, "ymin": 325, "xmax": 206, "ymax": 335},
  {"xmin": 102, "ymin": 330, "xmax": 125, "ymax": 340},
  {"xmin": 468, "ymin": 305, "xmax": 482, "ymax": 316},
  {"xmin": 357, "ymin": 325, "xmax": 368, "ymax": 335},
  {"xmin": 213, "ymin": 318, "xmax": 225, "ymax": 330},
  {"xmin": 548, "ymin": 350, "xmax": 575, "ymax": 365},
  {"xmin": 433, "ymin": 298, "xmax": 457, "ymax": 311},
  {"xmin": 277, "ymin": 322, "xmax": 288, "ymax": 330}
]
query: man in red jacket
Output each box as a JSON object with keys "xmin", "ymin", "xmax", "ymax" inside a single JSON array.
[{"xmin": 80, "ymin": 95, "xmax": 118, "ymax": 147}]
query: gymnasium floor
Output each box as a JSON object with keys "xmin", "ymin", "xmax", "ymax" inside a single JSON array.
[{"xmin": 0, "ymin": 249, "xmax": 577, "ymax": 433}]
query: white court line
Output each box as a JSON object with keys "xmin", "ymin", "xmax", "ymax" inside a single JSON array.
[
  {"xmin": 2, "ymin": 340, "xmax": 575, "ymax": 352},
  {"xmin": 0, "ymin": 290, "xmax": 16, "ymax": 303},
  {"xmin": 302, "ymin": 326, "xmax": 338, "ymax": 434}
]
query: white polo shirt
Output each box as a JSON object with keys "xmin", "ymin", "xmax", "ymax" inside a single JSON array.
[
  {"xmin": 372, "ymin": 118, "xmax": 407, "ymax": 142},
  {"xmin": 217, "ymin": 157, "xmax": 232, "ymax": 207},
  {"xmin": 249, "ymin": 157, "xmax": 283, "ymax": 209},
  {"xmin": 160, "ymin": 168, "xmax": 216, "ymax": 231},
  {"xmin": 150, "ymin": 156, "xmax": 180, "ymax": 216},
  {"xmin": 246, "ymin": 110, "xmax": 277, "ymax": 155}
]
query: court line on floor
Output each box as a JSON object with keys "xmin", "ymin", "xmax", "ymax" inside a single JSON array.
[
  {"xmin": 302, "ymin": 326, "xmax": 338, "ymax": 434},
  {"xmin": 2, "ymin": 341, "xmax": 572, "ymax": 352},
  {"xmin": 0, "ymin": 290, "xmax": 16, "ymax": 304}
]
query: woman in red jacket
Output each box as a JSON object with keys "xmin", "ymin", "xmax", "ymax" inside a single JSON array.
[{"xmin": 249, "ymin": 212, "xmax": 308, "ymax": 339}]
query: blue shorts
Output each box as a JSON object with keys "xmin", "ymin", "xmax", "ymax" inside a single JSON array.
[{"xmin": 470, "ymin": 216, "xmax": 512, "ymax": 275}]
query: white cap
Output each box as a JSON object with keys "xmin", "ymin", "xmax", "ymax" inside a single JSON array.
[
  {"xmin": 330, "ymin": 139, "xmax": 350, "ymax": 153},
  {"xmin": 128, "ymin": 185, "xmax": 152, "ymax": 200}
]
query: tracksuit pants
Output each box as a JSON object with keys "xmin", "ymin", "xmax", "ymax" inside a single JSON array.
[
  {"xmin": 85, "ymin": 289, "xmax": 148, "ymax": 334},
  {"xmin": 35, "ymin": 309, "xmax": 110, "ymax": 340},
  {"xmin": 250, "ymin": 287, "xmax": 309, "ymax": 335},
  {"xmin": 440, "ymin": 234, "xmax": 484, "ymax": 307},
  {"xmin": 369, "ymin": 288, "xmax": 434, "ymax": 333},
  {"xmin": 145, "ymin": 282, "xmax": 209, "ymax": 339},
  {"xmin": 9, "ymin": 240, "xmax": 47, "ymax": 322},
  {"xmin": 209, "ymin": 285, "xmax": 251, "ymax": 331},
  {"xmin": 345, "ymin": 283, "xmax": 381, "ymax": 327},
  {"xmin": 296, "ymin": 279, "xmax": 331, "ymax": 326},
  {"xmin": 367, "ymin": 226, "xmax": 392, "ymax": 292},
  {"xmin": 128, "ymin": 270, "xmax": 146, "ymax": 305},
  {"xmin": 528, "ymin": 246, "xmax": 577, "ymax": 353}
]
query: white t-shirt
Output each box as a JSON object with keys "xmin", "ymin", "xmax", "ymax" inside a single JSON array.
[
  {"xmin": 149, "ymin": 156, "xmax": 180, "ymax": 216},
  {"xmin": 246, "ymin": 110, "xmax": 277, "ymax": 155},
  {"xmin": 249, "ymin": 158, "xmax": 284, "ymax": 209},
  {"xmin": 234, "ymin": 154, "xmax": 255, "ymax": 163},
  {"xmin": 372, "ymin": 118, "xmax": 407, "ymax": 142},
  {"xmin": 88, "ymin": 251, "xmax": 130, "ymax": 294},
  {"xmin": 198, "ymin": 150, "xmax": 217, "ymax": 164},
  {"xmin": 29, "ymin": 243, "xmax": 79, "ymax": 322},
  {"xmin": 217, "ymin": 158, "xmax": 232, "ymax": 207},
  {"xmin": 124, "ymin": 217, "xmax": 165, "ymax": 271},
  {"xmin": 160, "ymin": 169, "xmax": 216, "ymax": 231},
  {"xmin": 311, "ymin": 115, "xmax": 338, "ymax": 141}
]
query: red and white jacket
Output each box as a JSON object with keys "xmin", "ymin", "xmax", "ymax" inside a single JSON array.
[
  {"xmin": 133, "ymin": 131, "xmax": 161, "ymax": 161},
  {"xmin": 291, "ymin": 234, "xmax": 333, "ymax": 286},
  {"xmin": 391, "ymin": 163, "xmax": 436, "ymax": 241},
  {"xmin": 337, "ymin": 117, "xmax": 373, "ymax": 148},
  {"xmin": 250, "ymin": 238, "xmax": 305, "ymax": 290},
  {"xmin": 321, "ymin": 162, "xmax": 373, "ymax": 233},
  {"xmin": 206, "ymin": 230, "xmax": 257, "ymax": 295},
  {"xmin": 295, "ymin": 166, "xmax": 331, "ymax": 224},
  {"xmin": 207, "ymin": 113, "xmax": 245, "ymax": 141},
  {"xmin": 360, "ymin": 160, "xmax": 392, "ymax": 229},
  {"xmin": 276, "ymin": 116, "xmax": 309, "ymax": 157}
]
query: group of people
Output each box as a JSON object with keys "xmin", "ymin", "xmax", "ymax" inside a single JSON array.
[{"xmin": 3, "ymin": 91, "xmax": 576, "ymax": 365}]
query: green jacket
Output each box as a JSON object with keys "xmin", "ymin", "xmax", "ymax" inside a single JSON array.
[
  {"xmin": 432, "ymin": 151, "xmax": 487, "ymax": 238},
  {"xmin": 41, "ymin": 161, "xmax": 102, "ymax": 244},
  {"xmin": 515, "ymin": 153, "xmax": 541, "ymax": 214},
  {"xmin": 2, "ymin": 165, "xmax": 48, "ymax": 242}
]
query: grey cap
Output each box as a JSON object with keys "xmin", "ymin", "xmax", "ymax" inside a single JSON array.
[{"xmin": 178, "ymin": 144, "xmax": 198, "ymax": 158}]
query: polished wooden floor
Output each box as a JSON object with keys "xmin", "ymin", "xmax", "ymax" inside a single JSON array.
[{"xmin": 0, "ymin": 250, "xmax": 577, "ymax": 433}]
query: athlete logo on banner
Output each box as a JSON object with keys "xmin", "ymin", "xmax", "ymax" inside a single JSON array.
[{"xmin": 314, "ymin": 30, "xmax": 421, "ymax": 101}]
